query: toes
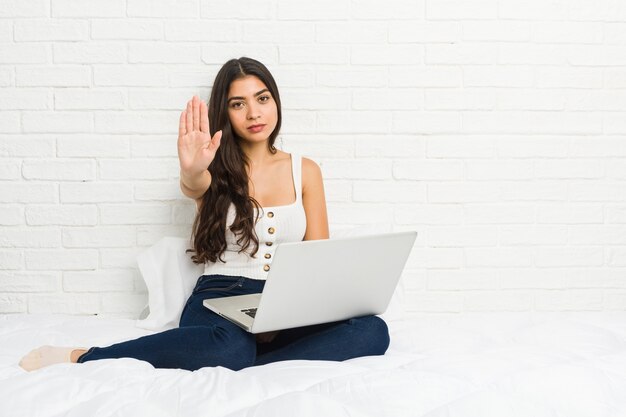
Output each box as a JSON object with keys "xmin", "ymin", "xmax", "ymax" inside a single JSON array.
[
  {"xmin": 18, "ymin": 345, "xmax": 78, "ymax": 371},
  {"xmin": 18, "ymin": 348, "xmax": 41, "ymax": 372}
]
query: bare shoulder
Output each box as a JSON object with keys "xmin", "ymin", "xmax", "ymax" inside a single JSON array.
[
  {"xmin": 301, "ymin": 157, "xmax": 323, "ymax": 190},
  {"xmin": 302, "ymin": 156, "xmax": 321, "ymax": 172},
  {"xmin": 302, "ymin": 156, "xmax": 319, "ymax": 169},
  {"xmin": 273, "ymin": 150, "xmax": 291, "ymax": 162}
]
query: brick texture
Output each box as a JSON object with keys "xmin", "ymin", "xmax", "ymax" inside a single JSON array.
[{"xmin": 1, "ymin": 0, "xmax": 625, "ymax": 317}]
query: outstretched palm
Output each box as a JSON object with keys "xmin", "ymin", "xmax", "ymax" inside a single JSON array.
[{"xmin": 177, "ymin": 95, "xmax": 222, "ymax": 176}]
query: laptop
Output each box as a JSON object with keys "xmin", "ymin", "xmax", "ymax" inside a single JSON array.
[{"xmin": 203, "ymin": 231, "xmax": 417, "ymax": 334}]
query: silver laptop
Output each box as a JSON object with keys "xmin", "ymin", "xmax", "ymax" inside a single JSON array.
[{"xmin": 203, "ymin": 231, "xmax": 417, "ymax": 334}]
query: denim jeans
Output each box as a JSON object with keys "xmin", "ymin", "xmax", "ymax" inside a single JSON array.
[{"xmin": 78, "ymin": 275, "xmax": 390, "ymax": 371}]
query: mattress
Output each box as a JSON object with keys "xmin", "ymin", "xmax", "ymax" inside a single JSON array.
[{"xmin": 2, "ymin": 311, "xmax": 626, "ymax": 417}]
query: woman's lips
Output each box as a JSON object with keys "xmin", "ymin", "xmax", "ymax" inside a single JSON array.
[{"xmin": 247, "ymin": 124, "xmax": 265, "ymax": 133}]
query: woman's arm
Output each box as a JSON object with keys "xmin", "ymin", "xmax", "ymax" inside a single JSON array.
[
  {"xmin": 301, "ymin": 157, "xmax": 330, "ymax": 241},
  {"xmin": 180, "ymin": 169, "xmax": 211, "ymax": 210}
]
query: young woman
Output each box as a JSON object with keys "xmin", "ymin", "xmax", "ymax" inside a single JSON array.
[{"xmin": 19, "ymin": 57, "xmax": 390, "ymax": 372}]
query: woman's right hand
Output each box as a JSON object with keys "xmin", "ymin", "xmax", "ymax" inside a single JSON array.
[{"xmin": 177, "ymin": 95, "xmax": 222, "ymax": 177}]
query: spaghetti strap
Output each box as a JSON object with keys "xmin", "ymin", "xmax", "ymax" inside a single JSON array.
[{"xmin": 291, "ymin": 153, "xmax": 303, "ymax": 202}]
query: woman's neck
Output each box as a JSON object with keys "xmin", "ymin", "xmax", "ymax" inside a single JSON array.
[{"xmin": 240, "ymin": 141, "xmax": 276, "ymax": 168}]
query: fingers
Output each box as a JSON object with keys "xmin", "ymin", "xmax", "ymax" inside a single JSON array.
[
  {"xmin": 185, "ymin": 99, "xmax": 193, "ymax": 135},
  {"xmin": 178, "ymin": 109, "xmax": 186, "ymax": 138},
  {"xmin": 200, "ymin": 99, "xmax": 209, "ymax": 134},
  {"xmin": 192, "ymin": 95, "xmax": 200, "ymax": 131},
  {"xmin": 209, "ymin": 130, "xmax": 222, "ymax": 151},
  {"xmin": 183, "ymin": 96, "xmax": 209, "ymax": 134}
]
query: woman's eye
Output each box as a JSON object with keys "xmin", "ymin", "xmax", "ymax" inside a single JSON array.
[
  {"xmin": 230, "ymin": 102, "xmax": 244, "ymax": 109},
  {"xmin": 259, "ymin": 95, "xmax": 270, "ymax": 103}
]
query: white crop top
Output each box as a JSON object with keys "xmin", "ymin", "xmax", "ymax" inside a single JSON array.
[{"xmin": 202, "ymin": 154, "xmax": 307, "ymax": 280}]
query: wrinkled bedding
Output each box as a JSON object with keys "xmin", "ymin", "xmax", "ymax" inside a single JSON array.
[{"xmin": 2, "ymin": 311, "xmax": 626, "ymax": 417}]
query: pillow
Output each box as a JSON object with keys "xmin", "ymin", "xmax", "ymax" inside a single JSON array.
[
  {"xmin": 135, "ymin": 224, "xmax": 407, "ymax": 331},
  {"xmin": 135, "ymin": 237, "xmax": 203, "ymax": 331}
]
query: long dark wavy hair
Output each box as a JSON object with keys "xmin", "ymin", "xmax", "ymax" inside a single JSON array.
[{"xmin": 186, "ymin": 57, "xmax": 282, "ymax": 264}]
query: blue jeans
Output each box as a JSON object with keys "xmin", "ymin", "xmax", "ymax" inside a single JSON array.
[{"xmin": 78, "ymin": 275, "xmax": 390, "ymax": 371}]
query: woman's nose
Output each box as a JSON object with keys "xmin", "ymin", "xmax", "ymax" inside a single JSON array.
[{"xmin": 246, "ymin": 103, "xmax": 260, "ymax": 120}]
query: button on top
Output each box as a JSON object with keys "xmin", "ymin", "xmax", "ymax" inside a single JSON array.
[
  {"xmin": 264, "ymin": 253, "xmax": 271, "ymax": 259},
  {"xmin": 266, "ymin": 242, "xmax": 273, "ymax": 246},
  {"xmin": 267, "ymin": 211, "xmax": 274, "ymax": 218},
  {"xmin": 268, "ymin": 227, "xmax": 275, "ymax": 234},
  {"xmin": 263, "ymin": 264, "xmax": 270, "ymax": 272}
]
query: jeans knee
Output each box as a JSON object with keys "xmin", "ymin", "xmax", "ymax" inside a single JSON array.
[
  {"xmin": 349, "ymin": 315, "xmax": 390, "ymax": 356},
  {"xmin": 188, "ymin": 326, "xmax": 256, "ymax": 371},
  {"xmin": 215, "ymin": 327, "xmax": 257, "ymax": 371},
  {"xmin": 229, "ymin": 344, "xmax": 256, "ymax": 371}
]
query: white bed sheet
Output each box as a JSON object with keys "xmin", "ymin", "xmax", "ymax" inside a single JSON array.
[{"xmin": 2, "ymin": 312, "xmax": 626, "ymax": 417}]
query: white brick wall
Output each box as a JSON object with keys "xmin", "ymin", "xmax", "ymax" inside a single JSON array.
[{"xmin": 1, "ymin": 0, "xmax": 626, "ymax": 318}]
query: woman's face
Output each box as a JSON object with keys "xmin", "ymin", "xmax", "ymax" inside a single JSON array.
[{"xmin": 227, "ymin": 75, "xmax": 278, "ymax": 145}]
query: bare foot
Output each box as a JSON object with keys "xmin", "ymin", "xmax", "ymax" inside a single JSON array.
[{"xmin": 19, "ymin": 346, "xmax": 86, "ymax": 372}]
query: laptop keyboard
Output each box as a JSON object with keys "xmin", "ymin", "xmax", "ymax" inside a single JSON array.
[{"xmin": 241, "ymin": 308, "xmax": 257, "ymax": 318}]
